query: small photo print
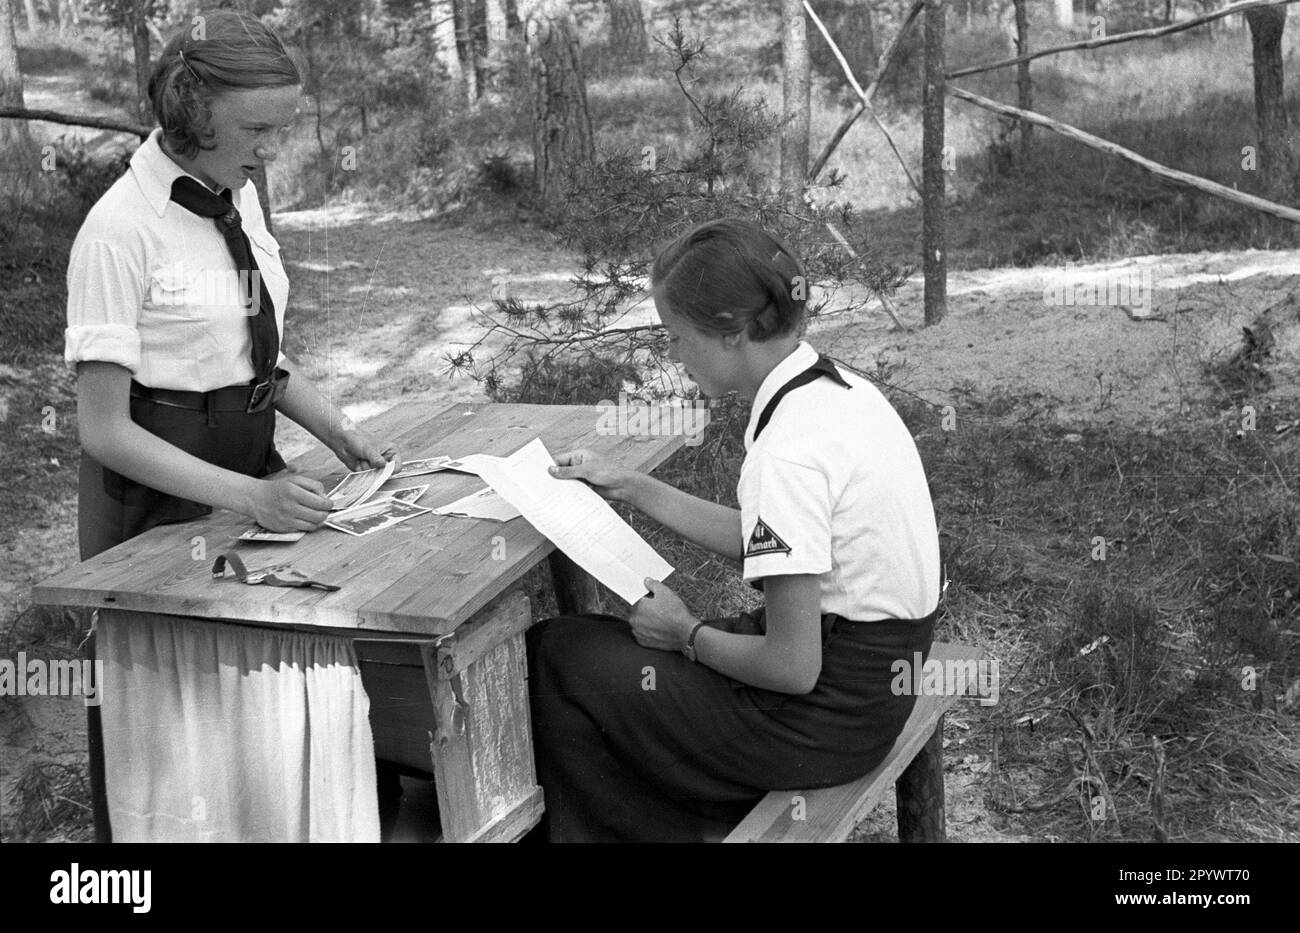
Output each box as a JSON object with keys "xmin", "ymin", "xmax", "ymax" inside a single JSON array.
[
  {"xmin": 394, "ymin": 457, "xmax": 452, "ymax": 478},
  {"xmin": 235, "ymin": 527, "xmax": 306, "ymax": 543},
  {"xmin": 327, "ymin": 459, "xmax": 396, "ymax": 510},
  {"xmin": 326, "ymin": 497, "xmax": 432, "ymax": 536},
  {"xmin": 390, "ymin": 484, "xmax": 429, "ymax": 504}
]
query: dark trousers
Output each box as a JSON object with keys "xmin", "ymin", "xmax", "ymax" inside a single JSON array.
[
  {"xmin": 525, "ymin": 608, "xmax": 936, "ymax": 843},
  {"xmin": 77, "ymin": 394, "xmax": 284, "ymax": 842}
]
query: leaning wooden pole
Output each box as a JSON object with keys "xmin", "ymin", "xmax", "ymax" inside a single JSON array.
[
  {"xmin": 922, "ymin": 0, "xmax": 946, "ymax": 326},
  {"xmin": 804, "ymin": 0, "xmax": 919, "ymax": 195},
  {"xmin": 950, "ymin": 85, "xmax": 1300, "ymax": 224},
  {"xmin": 947, "ymin": 0, "xmax": 1300, "ymax": 80},
  {"xmin": 807, "ymin": 0, "xmax": 923, "ymax": 183}
]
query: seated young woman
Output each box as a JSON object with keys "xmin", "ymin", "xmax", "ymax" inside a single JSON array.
[{"xmin": 526, "ymin": 217, "xmax": 943, "ymax": 842}]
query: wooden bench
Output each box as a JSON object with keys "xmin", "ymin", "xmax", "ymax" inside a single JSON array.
[{"xmin": 725, "ymin": 642, "xmax": 982, "ymax": 843}]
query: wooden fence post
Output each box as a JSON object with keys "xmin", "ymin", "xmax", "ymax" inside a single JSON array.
[{"xmin": 922, "ymin": 0, "xmax": 946, "ymax": 326}]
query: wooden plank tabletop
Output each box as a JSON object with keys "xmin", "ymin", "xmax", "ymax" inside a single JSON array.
[{"xmin": 32, "ymin": 401, "xmax": 686, "ymax": 635}]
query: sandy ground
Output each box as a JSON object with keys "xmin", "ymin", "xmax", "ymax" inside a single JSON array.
[{"xmin": 3, "ymin": 199, "xmax": 1296, "ymax": 841}]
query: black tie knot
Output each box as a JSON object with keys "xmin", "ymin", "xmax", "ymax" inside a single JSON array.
[{"xmin": 217, "ymin": 207, "xmax": 242, "ymax": 235}]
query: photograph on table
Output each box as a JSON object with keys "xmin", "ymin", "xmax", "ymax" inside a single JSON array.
[{"xmin": 326, "ymin": 497, "xmax": 432, "ymax": 536}]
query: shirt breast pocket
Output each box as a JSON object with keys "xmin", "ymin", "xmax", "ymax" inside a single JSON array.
[
  {"xmin": 143, "ymin": 261, "xmax": 221, "ymax": 362},
  {"xmin": 247, "ymin": 228, "xmax": 284, "ymax": 275},
  {"xmin": 246, "ymin": 228, "xmax": 290, "ymax": 320},
  {"xmin": 147, "ymin": 261, "xmax": 206, "ymax": 314}
]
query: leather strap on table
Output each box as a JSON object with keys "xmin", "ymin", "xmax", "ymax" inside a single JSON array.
[{"xmin": 212, "ymin": 552, "xmax": 341, "ymax": 591}]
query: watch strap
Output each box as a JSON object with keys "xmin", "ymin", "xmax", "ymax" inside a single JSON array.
[{"xmin": 683, "ymin": 620, "xmax": 705, "ymax": 662}]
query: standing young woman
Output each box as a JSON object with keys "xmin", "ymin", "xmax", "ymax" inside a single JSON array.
[
  {"xmin": 527, "ymin": 218, "xmax": 943, "ymax": 842},
  {"xmin": 68, "ymin": 10, "xmax": 396, "ymax": 559},
  {"xmin": 66, "ymin": 9, "xmax": 397, "ymax": 841}
]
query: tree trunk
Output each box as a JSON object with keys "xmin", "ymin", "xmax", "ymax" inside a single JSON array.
[
  {"xmin": 1053, "ymin": 0, "xmax": 1072, "ymax": 28},
  {"xmin": 779, "ymin": 0, "xmax": 810, "ymax": 199},
  {"xmin": 472, "ymin": 0, "xmax": 490, "ymax": 93},
  {"xmin": 823, "ymin": 0, "xmax": 876, "ymax": 77},
  {"xmin": 524, "ymin": 0, "xmax": 594, "ymax": 209},
  {"xmin": 604, "ymin": 0, "xmax": 647, "ymax": 63},
  {"xmin": 1245, "ymin": 6, "xmax": 1293, "ymax": 198},
  {"xmin": 435, "ymin": 0, "xmax": 464, "ymax": 84},
  {"xmin": 454, "ymin": 0, "xmax": 479, "ymax": 102},
  {"xmin": 0, "ymin": 0, "xmax": 31, "ymax": 149},
  {"xmin": 129, "ymin": 0, "xmax": 151, "ymax": 126},
  {"xmin": 1013, "ymin": 0, "xmax": 1031, "ymax": 151},
  {"xmin": 486, "ymin": 0, "xmax": 507, "ymax": 47},
  {"xmin": 506, "ymin": 0, "xmax": 521, "ymax": 32},
  {"xmin": 21, "ymin": 0, "xmax": 36, "ymax": 31},
  {"xmin": 922, "ymin": 0, "xmax": 946, "ymax": 326}
]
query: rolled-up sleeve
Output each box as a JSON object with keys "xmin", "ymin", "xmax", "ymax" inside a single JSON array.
[
  {"xmin": 739, "ymin": 452, "xmax": 834, "ymax": 582},
  {"xmin": 65, "ymin": 236, "xmax": 144, "ymax": 373}
]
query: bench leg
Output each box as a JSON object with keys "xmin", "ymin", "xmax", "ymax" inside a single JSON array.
[{"xmin": 895, "ymin": 713, "xmax": 946, "ymax": 842}]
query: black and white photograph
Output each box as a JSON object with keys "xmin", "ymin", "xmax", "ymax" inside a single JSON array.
[
  {"xmin": 324, "ymin": 493, "xmax": 431, "ymax": 533},
  {"xmin": 0, "ymin": 0, "xmax": 1292, "ymax": 897}
]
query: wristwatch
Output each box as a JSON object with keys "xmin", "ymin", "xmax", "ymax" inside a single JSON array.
[{"xmin": 682, "ymin": 621, "xmax": 705, "ymax": 663}]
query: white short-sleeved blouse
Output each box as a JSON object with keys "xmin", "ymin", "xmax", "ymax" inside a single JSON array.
[
  {"xmin": 738, "ymin": 341, "xmax": 942, "ymax": 622},
  {"xmin": 65, "ymin": 128, "xmax": 289, "ymax": 392}
]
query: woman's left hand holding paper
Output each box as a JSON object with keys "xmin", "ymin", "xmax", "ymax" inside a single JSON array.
[{"xmin": 628, "ymin": 578, "xmax": 699, "ymax": 652}]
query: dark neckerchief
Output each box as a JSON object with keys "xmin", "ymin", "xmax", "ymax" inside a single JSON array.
[
  {"xmin": 752, "ymin": 353, "xmax": 851, "ymax": 442},
  {"xmin": 168, "ymin": 177, "xmax": 279, "ymax": 386}
]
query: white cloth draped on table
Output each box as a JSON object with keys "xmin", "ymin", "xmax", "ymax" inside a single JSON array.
[{"xmin": 98, "ymin": 611, "xmax": 380, "ymax": 842}]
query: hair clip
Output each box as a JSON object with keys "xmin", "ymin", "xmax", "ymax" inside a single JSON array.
[{"xmin": 178, "ymin": 47, "xmax": 202, "ymax": 82}]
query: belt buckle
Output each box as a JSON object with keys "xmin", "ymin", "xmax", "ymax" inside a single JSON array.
[{"xmin": 246, "ymin": 379, "xmax": 274, "ymax": 413}]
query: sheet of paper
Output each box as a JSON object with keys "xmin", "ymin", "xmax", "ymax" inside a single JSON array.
[
  {"xmin": 433, "ymin": 486, "xmax": 522, "ymax": 522},
  {"xmin": 474, "ymin": 438, "xmax": 672, "ymax": 604},
  {"xmin": 326, "ymin": 459, "xmax": 396, "ymax": 511},
  {"xmin": 325, "ymin": 496, "xmax": 431, "ymax": 536}
]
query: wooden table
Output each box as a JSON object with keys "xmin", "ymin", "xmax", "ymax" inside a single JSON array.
[{"xmin": 33, "ymin": 401, "xmax": 685, "ymax": 842}]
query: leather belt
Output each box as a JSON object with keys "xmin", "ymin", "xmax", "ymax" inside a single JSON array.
[{"xmin": 130, "ymin": 368, "xmax": 289, "ymax": 414}]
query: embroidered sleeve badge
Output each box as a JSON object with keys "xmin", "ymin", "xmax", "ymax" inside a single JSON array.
[{"xmin": 745, "ymin": 518, "xmax": 792, "ymax": 557}]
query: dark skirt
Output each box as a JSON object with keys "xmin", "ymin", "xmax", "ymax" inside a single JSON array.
[
  {"xmin": 78, "ymin": 391, "xmax": 284, "ymax": 561},
  {"xmin": 526, "ymin": 606, "xmax": 936, "ymax": 842}
]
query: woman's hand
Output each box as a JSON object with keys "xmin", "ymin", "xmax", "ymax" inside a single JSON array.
[
  {"xmin": 628, "ymin": 579, "xmax": 699, "ymax": 652},
  {"xmin": 335, "ymin": 429, "xmax": 400, "ymax": 474},
  {"xmin": 549, "ymin": 449, "xmax": 640, "ymax": 503},
  {"xmin": 248, "ymin": 471, "xmax": 334, "ymax": 532}
]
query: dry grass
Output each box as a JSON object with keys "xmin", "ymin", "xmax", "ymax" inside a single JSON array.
[{"xmin": 5, "ymin": 760, "xmax": 93, "ymax": 843}]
